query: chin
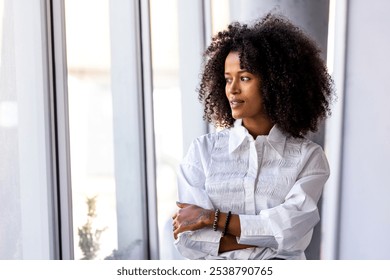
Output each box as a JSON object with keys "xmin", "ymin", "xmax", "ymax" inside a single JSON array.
[{"xmin": 232, "ymin": 113, "xmax": 242, "ymax": 119}]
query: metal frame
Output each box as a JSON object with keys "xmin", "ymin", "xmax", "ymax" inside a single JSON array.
[
  {"xmin": 322, "ymin": 0, "xmax": 349, "ymax": 260},
  {"xmin": 42, "ymin": 0, "xmax": 60, "ymax": 260},
  {"xmin": 139, "ymin": 0, "xmax": 159, "ymax": 260},
  {"xmin": 46, "ymin": 0, "xmax": 74, "ymax": 259}
]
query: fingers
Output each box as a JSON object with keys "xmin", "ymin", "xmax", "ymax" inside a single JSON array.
[
  {"xmin": 173, "ymin": 222, "xmax": 185, "ymax": 240},
  {"xmin": 172, "ymin": 220, "xmax": 180, "ymax": 240},
  {"xmin": 172, "ymin": 210, "xmax": 179, "ymax": 239},
  {"xmin": 176, "ymin": 201, "xmax": 191, "ymax": 208},
  {"xmin": 172, "ymin": 201, "xmax": 195, "ymax": 239},
  {"xmin": 173, "ymin": 224, "xmax": 178, "ymax": 239}
]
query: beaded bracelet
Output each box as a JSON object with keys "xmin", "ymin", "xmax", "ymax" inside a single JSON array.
[
  {"xmin": 212, "ymin": 209, "xmax": 220, "ymax": 231},
  {"xmin": 221, "ymin": 211, "xmax": 232, "ymax": 237}
]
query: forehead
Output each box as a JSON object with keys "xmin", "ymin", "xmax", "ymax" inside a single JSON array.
[{"xmin": 224, "ymin": 51, "xmax": 243, "ymax": 71}]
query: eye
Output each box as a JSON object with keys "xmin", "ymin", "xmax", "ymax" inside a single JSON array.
[
  {"xmin": 241, "ymin": 76, "xmax": 250, "ymax": 82},
  {"xmin": 225, "ymin": 77, "xmax": 232, "ymax": 84}
]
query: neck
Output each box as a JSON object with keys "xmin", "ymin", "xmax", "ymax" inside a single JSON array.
[{"xmin": 242, "ymin": 117, "xmax": 274, "ymax": 138}]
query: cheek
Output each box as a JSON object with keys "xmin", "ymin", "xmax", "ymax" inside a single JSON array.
[
  {"xmin": 249, "ymin": 86, "xmax": 262, "ymax": 102},
  {"xmin": 249, "ymin": 89, "xmax": 264, "ymax": 111}
]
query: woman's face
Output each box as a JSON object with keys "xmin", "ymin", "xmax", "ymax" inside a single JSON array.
[{"xmin": 224, "ymin": 51, "xmax": 267, "ymax": 122}]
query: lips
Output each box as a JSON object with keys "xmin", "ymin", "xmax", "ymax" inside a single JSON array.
[{"xmin": 230, "ymin": 99, "xmax": 244, "ymax": 108}]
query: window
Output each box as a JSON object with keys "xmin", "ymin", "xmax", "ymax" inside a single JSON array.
[
  {"xmin": 0, "ymin": 0, "xmax": 157, "ymax": 260},
  {"xmin": 64, "ymin": 0, "xmax": 152, "ymax": 260}
]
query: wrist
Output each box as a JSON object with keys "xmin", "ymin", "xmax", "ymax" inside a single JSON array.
[{"xmin": 212, "ymin": 208, "xmax": 220, "ymax": 230}]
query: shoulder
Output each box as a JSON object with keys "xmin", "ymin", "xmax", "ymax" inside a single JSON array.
[
  {"xmin": 285, "ymin": 136, "xmax": 324, "ymax": 154},
  {"xmin": 191, "ymin": 128, "xmax": 230, "ymax": 150},
  {"xmin": 182, "ymin": 128, "xmax": 230, "ymax": 167},
  {"xmin": 286, "ymin": 137, "xmax": 329, "ymax": 176}
]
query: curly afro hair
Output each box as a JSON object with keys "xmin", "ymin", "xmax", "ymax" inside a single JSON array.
[{"xmin": 197, "ymin": 13, "xmax": 334, "ymax": 138}]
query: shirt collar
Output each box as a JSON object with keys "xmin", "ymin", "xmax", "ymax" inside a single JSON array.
[{"xmin": 228, "ymin": 119, "xmax": 287, "ymax": 156}]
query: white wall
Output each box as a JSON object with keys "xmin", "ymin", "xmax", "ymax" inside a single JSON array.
[{"xmin": 338, "ymin": 0, "xmax": 390, "ymax": 259}]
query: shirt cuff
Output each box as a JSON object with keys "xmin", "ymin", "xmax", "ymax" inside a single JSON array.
[
  {"xmin": 174, "ymin": 229, "xmax": 221, "ymax": 259},
  {"xmin": 237, "ymin": 213, "xmax": 278, "ymax": 248}
]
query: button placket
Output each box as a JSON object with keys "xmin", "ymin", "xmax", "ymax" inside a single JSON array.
[{"xmin": 244, "ymin": 139, "xmax": 258, "ymax": 214}]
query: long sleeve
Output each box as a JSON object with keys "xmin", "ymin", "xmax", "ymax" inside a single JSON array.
[
  {"xmin": 173, "ymin": 136, "xmax": 222, "ymax": 259},
  {"xmin": 237, "ymin": 144, "xmax": 330, "ymax": 255}
]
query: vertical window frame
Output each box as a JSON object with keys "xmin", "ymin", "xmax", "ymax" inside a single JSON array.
[{"xmin": 46, "ymin": 0, "xmax": 74, "ymax": 260}]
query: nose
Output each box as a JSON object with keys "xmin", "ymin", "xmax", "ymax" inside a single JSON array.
[{"xmin": 228, "ymin": 80, "xmax": 240, "ymax": 95}]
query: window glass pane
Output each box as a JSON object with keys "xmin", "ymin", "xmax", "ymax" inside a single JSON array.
[
  {"xmin": 149, "ymin": 0, "xmax": 184, "ymax": 259},
  {"xmin": 0, "ymin": 0, "xmax": 54, "ymax": 259},
  {"xmin": 64, "ymin": 0, "xmax": 147, "ymax": 260}
]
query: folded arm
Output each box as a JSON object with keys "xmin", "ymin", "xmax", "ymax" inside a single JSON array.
[{"xmin": 172, "ymin": 202, "xmax": 255, "ymax": 253}]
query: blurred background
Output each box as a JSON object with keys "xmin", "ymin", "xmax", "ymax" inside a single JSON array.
[{"xmin": 0, "ymin": 0, "xmax": 389, "ymax": 260}]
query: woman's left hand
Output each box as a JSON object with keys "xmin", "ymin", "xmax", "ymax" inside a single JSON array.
[{"xmin": 172, "ymin": 202, "xmax": 213, "ymax": 239}]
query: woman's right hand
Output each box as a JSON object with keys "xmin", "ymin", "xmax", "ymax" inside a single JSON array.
[{"xmin": 172, "ymin": 202, "xmax": 213, "ymax": 239}]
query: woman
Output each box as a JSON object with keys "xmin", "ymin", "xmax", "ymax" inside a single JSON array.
[{"xmin": 172, "ymin": 13, "xmax": 334, "ymax": 260}]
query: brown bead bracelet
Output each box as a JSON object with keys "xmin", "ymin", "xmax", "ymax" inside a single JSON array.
[{"xmin": 213, "ymin": 208, "xmax": 220, "ymax": 231}]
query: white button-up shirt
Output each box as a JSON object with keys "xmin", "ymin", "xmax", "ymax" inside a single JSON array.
[{"xmin": 174, "ymin": 119, "xmax": 330, "ymax": 260}]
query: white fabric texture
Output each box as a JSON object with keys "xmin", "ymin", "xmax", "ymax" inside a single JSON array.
[{"xmin": 174, "ymin": 119, "xmax": 330, "ymax": 260}]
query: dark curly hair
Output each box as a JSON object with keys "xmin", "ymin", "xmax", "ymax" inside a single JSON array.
[{"xmin": 198, "ymin": 13, "xmax": 334, "ymax": 138}]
